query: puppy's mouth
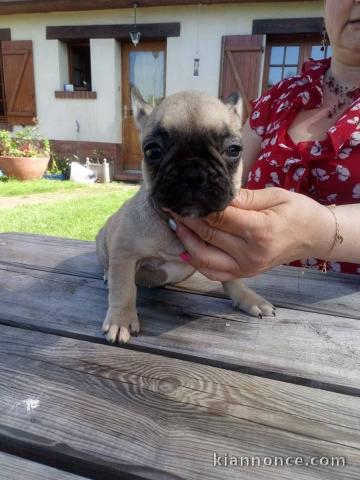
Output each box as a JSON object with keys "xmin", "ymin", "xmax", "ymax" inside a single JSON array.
[
  {"xmin": 149, "ymin": 158, "xmax": 234, "ymax": 218},
  {"xmin": 152, "ymin": 197, "xmax": 232, "ymax": 218},
  {"xmin": 176, "ymin": 204, "xmax": 212, "ymax": 218},
  {"xmin": 165, "ymin": 201, "xmax": 230, "ymax": 218}
]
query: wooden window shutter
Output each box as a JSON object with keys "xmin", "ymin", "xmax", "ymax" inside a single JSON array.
[
  {"xmin": 1, "ymin": 40, "xmax": 36, "ymax": 125},
  {"xmin": 219, "ymin": 35, "xmax": 264, "ymax": 122}
]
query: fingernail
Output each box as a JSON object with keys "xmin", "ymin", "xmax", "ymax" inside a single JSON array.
[
  {"xmin": 168, "ymin": 218, "xmax": 177, "ymax": 231},
  {"xmin": 180, "ymin": 252, "xmax": 191, "ymax": 262}
]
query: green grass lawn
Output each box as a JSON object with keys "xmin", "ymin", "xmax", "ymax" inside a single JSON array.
[
  {"xmin": 0, "ymin": 183, "xmax": 139, "ymax": 240},
  {"xmin": 0, "ymin": 178, "xmax": 85, "ymax": 197}
]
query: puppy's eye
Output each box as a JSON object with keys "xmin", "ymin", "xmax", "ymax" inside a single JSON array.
[
  {"xmin": 226, "ymin": 144, "xmax": 242, "ymax": 158},
  {"xmin": 144, "ymin": 143, "xmax": 163, "ymax": 162}
]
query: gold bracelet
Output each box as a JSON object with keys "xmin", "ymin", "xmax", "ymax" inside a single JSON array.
[{"xmin": 321, "ymin": 204, "xmax": 344, "ymax": 273}]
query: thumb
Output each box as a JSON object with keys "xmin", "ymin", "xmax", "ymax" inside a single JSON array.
[{"xmin": 232, "ymin": 187, "xmax": 288, "ymax": 211}]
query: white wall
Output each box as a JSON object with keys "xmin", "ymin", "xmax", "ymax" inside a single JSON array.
[{"xmin": 0, "ymin": 1, "xmax": 323, "ymax": 143}]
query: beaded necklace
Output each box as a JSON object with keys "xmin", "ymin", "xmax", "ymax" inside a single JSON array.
[{"xmin": 325, "ymin": 72, "xmax": 360, "ymax": 118}]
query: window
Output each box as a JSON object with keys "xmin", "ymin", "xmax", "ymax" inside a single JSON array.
[
  {"xmin": 267, "ymin": 45, "xmax": 300, "ymax": 87},
  {"xmin": 263, "ymin": 35, "xmax": 332, "ymax": 92},
  {"xmin": 68, "ymin": 40, "xmax": 91, "ymax": 91},
  {"xmin": 310, "ymin": 43, "xmax": 332, "ymax": 62}
]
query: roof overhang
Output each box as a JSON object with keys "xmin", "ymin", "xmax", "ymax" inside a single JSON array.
[{"xmin": 0, "ymin": 0, "xmax": 319, "ymax": 15}]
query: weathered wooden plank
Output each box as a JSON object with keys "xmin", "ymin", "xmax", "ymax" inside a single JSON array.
[
  {"xmin": 252, "ymin": 17, "xmax": 323, "ymax": 34},
  {"xmin": 0, "ymin": 263, "xmax": 359, "ymax": 393},
  {"xmin": 0, "ymin": 324, "xmax": 359, "ymax": 480},
  {"xmin": 0, "ymin": 232, "xmax": 98, "ymax": 277},
  {"xmin": 1, "ymin": 233, "xmax": 359, "ymax": 319},
  {"xmin": 0, "ymin": 452, "xmax": 90, "ymax": 480},
  {"xmin": 174, "ymin": 268, "xmax": 360, "ymax": 319},
  {"xmin": 46, "ymin": 23, "xmax": 181, "ymax": 40}
]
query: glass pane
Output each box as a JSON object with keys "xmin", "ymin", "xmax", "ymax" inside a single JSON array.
[
  {"xmin": 285, "ymin": 46, "xmax": 300, "ymax": 64},
  {"xmin": 268, "ymin": 67, "xmax": 282, "ymax": 87},
  {"xmin": 283, "ymin": 66, "xmax": 298, "ymax": 79},
  {"xmin": 130, "ymin": 51, "xmax": 165, "ymax": 106},
  {"xmin": 72, "ymin": 45, "xmax": 91, "ymax": 89},
  {"xmin": 326, "ymin": 46, "xmax": 332, "ymax": 58},
  {"xmin": 270, "ymin": 46, "xmax": 284, "ymax": 65},
  {"xmin": 311, "ymin": 45, "xmax": 325, "ymax": 60}
]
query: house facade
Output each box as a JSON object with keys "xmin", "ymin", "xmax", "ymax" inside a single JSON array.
[{"xmin": 0, "ymin": 0, "xmax": 325, "ymax": 180}]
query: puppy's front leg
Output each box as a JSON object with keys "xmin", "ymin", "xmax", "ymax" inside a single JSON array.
[
  {"xmin": 103, "ymin": 254, "xmax": 140, "ymax": 344},
  {"xmin": 222, "ymin": 279, "xmax": 275, "ymax": 318}
]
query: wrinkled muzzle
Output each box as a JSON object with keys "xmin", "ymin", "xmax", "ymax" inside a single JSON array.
[{"xmin": 150, "ymin": 155, "xmax": 234, "ymax": 218}]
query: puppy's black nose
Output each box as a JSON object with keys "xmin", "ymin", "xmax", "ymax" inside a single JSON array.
[{"xmin": 182, "ymin": 166, "xmax": 207, "ymax": 188}]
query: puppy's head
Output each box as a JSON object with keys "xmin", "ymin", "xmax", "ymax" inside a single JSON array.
[{"xmin": 131, "ymin": 87, "xmax": 244, "ymax": 217}]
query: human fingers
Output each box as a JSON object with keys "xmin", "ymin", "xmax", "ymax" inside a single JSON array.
[
  {"xmin": 170, "ymin": 211, "xmax": 248, "ymax": 252},
  {"xmin": 203, "ymin": 188, "xmax": 288, "ymax": 236},
  {"xmin": 231, "ymin": 188, "xmax": 289, "ymax": 210},
  {"xmin": 174, "ymin": 222, "xmax": 241, "ymax": 273},
  {"xmin": 203, "ymin": 205, "xmax": 261, "ymax": 237}
]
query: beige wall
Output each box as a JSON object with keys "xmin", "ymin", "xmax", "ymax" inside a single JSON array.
[{"xmin": 0, "ymin": 1, "xmax": 323, "ymax": 143}]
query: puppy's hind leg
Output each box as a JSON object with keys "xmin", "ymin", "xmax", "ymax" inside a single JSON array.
[{"xmin": 222, "ymin": 279, "xmax": 275, "ymax": 319}]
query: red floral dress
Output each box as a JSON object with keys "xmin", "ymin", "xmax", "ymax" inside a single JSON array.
[{"xmin": 247, "ymin": 58, "xmax": 360, "ymax": 274}]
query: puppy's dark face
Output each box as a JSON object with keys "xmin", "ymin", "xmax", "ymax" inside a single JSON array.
[{"xmin": 132, "ymin": 89, "xmax": 243, "ymax": 217}]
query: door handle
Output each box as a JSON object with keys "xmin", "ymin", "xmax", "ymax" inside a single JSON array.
[{"xmin": 123, "ymin": 105, "xmax": 133, "ymax": 118}]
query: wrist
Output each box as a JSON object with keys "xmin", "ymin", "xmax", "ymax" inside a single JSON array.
[{"xmin": 307, "ymin": 203, "xmax": 338, "ymax": 260}]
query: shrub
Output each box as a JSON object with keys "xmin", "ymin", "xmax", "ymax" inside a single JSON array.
[
  {"xmin": 0, "ymin": 127, "xmax": 50, "ymax": 158},
  {"xmin": 47, "ymin": 153, "xmax": 72, "ymax": 178}
]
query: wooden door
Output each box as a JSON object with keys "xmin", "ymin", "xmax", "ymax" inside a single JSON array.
[
  {"xmin": 219, "ymin": 35, "xmax": 264, "ymax": 123},
  {"xmin": 121, "ymin": 41, "xmax": 166, "ymax": 172}
]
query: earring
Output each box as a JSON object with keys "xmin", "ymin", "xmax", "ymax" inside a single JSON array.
[{"xmin": 320, "ymin": 26, "xmax": 327, "ymax": 52}]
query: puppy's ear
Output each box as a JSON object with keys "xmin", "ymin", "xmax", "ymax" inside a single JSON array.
[
  {"xmin": 131, "ymin": 86, "xmax": 154, "ymax": 131},
  {"xmin": 224, "ymin": 91, "xmax": 245, "ymax": 125}
]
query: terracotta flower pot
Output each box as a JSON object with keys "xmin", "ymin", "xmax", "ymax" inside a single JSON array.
[{"xmin": 0, "ymin": 155, "xmax": 49, "ymax": 181}]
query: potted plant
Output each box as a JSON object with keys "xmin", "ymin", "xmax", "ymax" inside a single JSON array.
[
  {"xmin": 0, "ymin": 126, "xmax": 50, "ymax": 180},
  {"xmin": 45, "ymin": 153, "xmax": 71, "ymax": 180}
]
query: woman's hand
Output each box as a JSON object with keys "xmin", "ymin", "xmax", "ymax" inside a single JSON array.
[{"xmin": 168, "ymin": 188, "xmax": 334, "ymax": 281}]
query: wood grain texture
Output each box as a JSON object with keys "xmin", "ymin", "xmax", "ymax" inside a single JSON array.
[
  {"xmin": 0, "ymin": 260, "xmax": 359, "ymax": 393},
  {"xmin": 1, "ymin": 233, "xmax": 359, "ymax": 319},
  {"xmin": 252, "ymin": 17, "xmax": 323, "ymax": 34},
  {"xmin": 0, "ymin": 324, "xmax": 359, "ymax": 480},
  {"xmin": 0, "ymin": 41, "xmax": 37, "ymax": 125},
  {"xmin": 219, "ymin": 35, "xmax": 264, "ymax": 118},
  {"xmin": 0, "ymin": 452, "xmax": 90, "ymax": 479},
  {"xmin": 54, "ymin": 90, "xmax": 97, "ymax": 99},
  {"xmin": 46, "ymin": 23, "xmax": 180, "ymax": 40}
]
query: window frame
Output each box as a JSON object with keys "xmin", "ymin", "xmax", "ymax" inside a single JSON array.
[
  {"xmin": 262, "ymin": 33, "xmax": 329, "ymax": 93},
  {"xmin": 67, "ymin": 40, "xmax": 92, "ymax": 92}
]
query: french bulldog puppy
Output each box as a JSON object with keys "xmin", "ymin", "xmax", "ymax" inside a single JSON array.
[{"xmin": 96, "ymin": 88, "xmax": 274, "ymax": 344}]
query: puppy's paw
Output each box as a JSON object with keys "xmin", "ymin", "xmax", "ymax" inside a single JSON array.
[
  {"xmin": 223, "ymin": 280, "xmax": 275, "ymax": 319},
  {"xmin": 232, "ymin": 290, "xmax": 275, "ymax": 319},
  {"xmin": 102, "ymin": 308, "xmax": 140, "ymax": 344}
]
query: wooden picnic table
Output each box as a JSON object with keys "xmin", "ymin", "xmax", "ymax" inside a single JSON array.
[{"xmin": 0, "ymin": 231, "xmax": 359, "ymax": 480}]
